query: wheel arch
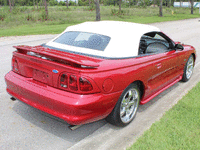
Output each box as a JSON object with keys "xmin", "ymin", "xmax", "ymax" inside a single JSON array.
[
  {"xmin": 191, "ymin": 53, "xmax": 196, "ymax": 62},
  {"xmin": 132, "ymin": 80, "xmax": 145, "ymax": 100}
]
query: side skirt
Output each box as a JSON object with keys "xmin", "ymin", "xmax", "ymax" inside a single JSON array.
[{"xmin": 140, "ymin": 75, "xmax": 182, "ymax": 105}]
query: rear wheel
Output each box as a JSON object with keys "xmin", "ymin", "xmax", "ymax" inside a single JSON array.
[
  {"xmin": 106, "ymin": 83, "xmax": 140, "ymax": 126},
  {"xmin": 182, "ymin": 55, "xmax": 194, "ymax": 82}
]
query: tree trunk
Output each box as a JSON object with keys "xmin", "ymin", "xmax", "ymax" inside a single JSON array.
[
  {"xmin": 95, "ymin": 0, "xmax": 101, "ymax": 21},
  {"xmin": 190, "ymin": 0, "xmax": 193, "ymax": 14},
  {"xmin": 33, "ymin": 0, "xmax": 35, "ymax": 9},
  {"xmin": 168, "ymin": 0, "xmax": 171, "ymax": 7},
  {"xmin": 40, "ymin": 0, "xmax": 42, "ymax": 8},
  {"xmin": 11, "ymin": 0, "xmax": 14, "ymax": 6},
  {"xmin": 135, "ymin": 0, "xmax": 137, "ymax": 5},
  {"xmin": 8, "ymin": 0, "xmax": 12, "ymax": 11},
  {"xmin": 159, "ymin": 0, "xmax": 163, "ymax": 16},
  {"xmin": 119, "ymin": 0, "xmax": 121, "ymax": 12},
  {"xmin": 180, "ymin": 0, "xmax": 182, "ymax": 7},
  {"xmin": 66, "ymin": 0, "xmax": 68, "ymax": 8},
  {"xmin": 89, "ymin": 0, "xmax": 91, "ymax": 6},
  {"xmin": 44, "ymin": 0, "xmax": 48, "ymax": 19}
]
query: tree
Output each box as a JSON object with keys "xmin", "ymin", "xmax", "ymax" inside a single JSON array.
[
  {"xmin": 33, "ymin": 0, "xmax": 35, "ymax": 9},
  {"xmin": 95, "ymin": 0, "xmax": 100, "ymax": 21},
  {"xmin": 190, "ymin": 0, "xmax": 194, "ymax": 14},
  {"xmin": 159, "ymin": 0, "xmax": 163, "ymax": 16},
  {"xmin": 44, "ymin": 0, "xmax": 48, "ymax": 18},
  {"xmin": 153, "ymin": 0, "xmax": 156, "ymax": 7},
  {"xmin": 11, "ymin": 0, "xmax": 14, "ymax": 6},
  {"xmin": 66, "ymin": 0, "xmax": 68, "ymax": 8},
  {"xmin": 119, "ymin": 0, "xmax": 121, "ymax": 12},
  {"xmin": 9, "ymin": 0, "xmax": 12, "ymax": 11},
  {"xmin": 167, "ymin": 0, "xmax": 171, "ymax": 7}
]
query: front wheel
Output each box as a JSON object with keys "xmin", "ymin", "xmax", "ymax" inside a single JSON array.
[
  {"xmin": 182, "ymin": 55, "xmax": 194, "ymax": 82},
  {"xmin": 106, "ymin": 83, "xmax": 140, "ymax": 126}
]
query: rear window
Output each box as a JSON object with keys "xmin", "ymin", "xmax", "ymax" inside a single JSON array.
[{"xmin": 54, "ymin": 31, "xmax": 111, "ymax": 51}]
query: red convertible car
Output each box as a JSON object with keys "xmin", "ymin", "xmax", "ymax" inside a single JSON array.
[{"xmin": 5, "ymin": 21, "xmax": 196, "ymax": 126}]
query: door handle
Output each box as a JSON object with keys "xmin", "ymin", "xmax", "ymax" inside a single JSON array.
[{"xmin": 156, "ymin": 63, "xmax": 162, "ymax": 69}]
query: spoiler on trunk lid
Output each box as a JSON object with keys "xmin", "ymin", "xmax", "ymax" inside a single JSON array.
[{"xmin": 14, "ymin": 45, "xmax": 100, "ymax": 68}]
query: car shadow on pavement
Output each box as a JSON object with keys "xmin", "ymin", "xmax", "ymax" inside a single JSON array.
[
  {"xmin": 12, "ymin": 101, "xmax": 107, "ymax": 143},
  {"xmin": 11, "ymin": 81, "xmax": 183, "ymax": 144}
]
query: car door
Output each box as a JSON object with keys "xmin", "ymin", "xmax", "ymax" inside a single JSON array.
[{"xmin": 139, "ymin": 32, "xmax": 180, "ymax": 97}]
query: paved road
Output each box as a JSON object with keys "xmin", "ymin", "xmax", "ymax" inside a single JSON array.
[{"xmin": 0, "ymin": 18, "xmax": 200, "ymax": 150}]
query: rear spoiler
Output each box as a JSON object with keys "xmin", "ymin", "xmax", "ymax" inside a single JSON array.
[{"xmin": 14, "ymin": 45, "xmax": 100, "ymax": 68}]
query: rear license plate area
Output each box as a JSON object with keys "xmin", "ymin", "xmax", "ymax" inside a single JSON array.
[{"xmin": 33, "ymin": 69, "xmax": 49, "ymax": 84}]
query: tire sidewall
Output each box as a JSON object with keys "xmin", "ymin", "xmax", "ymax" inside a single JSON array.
[
  {"xmin": 110, "ymin": 83, "xmax": 140, "ymax": 126},
  {"xmin": 182, "ymin": 55, "xmax": 194, "ymax": 82}
]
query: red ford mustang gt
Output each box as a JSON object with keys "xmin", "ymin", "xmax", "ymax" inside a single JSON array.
[{"xmin": 5, "ymin": 21, "xmax": 196, "ymax": 126}]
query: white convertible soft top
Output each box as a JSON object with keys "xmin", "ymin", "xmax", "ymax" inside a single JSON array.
[{"xmin": 46, "ymin": 21, "xmax": 160, "ymax": 58}]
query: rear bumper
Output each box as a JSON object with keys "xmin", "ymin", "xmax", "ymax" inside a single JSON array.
[{"xmin": 5, "ymin": 71, "xmax": 122, "ymax": 125}]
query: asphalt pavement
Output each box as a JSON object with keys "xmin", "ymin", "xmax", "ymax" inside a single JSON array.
[{"xmin": 0, "ymin": 18, "xmax": 200, "ymax": 150}]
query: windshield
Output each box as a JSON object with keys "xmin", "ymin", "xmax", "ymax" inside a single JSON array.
[{"xmin": 53, "ymin": 31, "xmax": 111, "ymax": 51}]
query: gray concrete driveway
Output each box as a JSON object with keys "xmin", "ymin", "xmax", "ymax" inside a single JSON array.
[{"xmin": 0, "ymin": 18, "xmax": 200, "ymax": 150}]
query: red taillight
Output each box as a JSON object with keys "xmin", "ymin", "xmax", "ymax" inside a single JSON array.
[
  {"xmin": 12, "ymin": 57, "xmax": 19, "ymax": 73},
  {"xmin": 60, "ymin": 74, "xmax": 68, "ymax": 88},
  {"xmin": 69, "ymin": 75, "xmax": 78, "ymax": 91},
  {"xmin": 79, "ymin": 77, "xmax": 93, "ymax": 91},
  {"xmin": 59, "ymin": 73, "xmax": 95, "ymax": 93}
]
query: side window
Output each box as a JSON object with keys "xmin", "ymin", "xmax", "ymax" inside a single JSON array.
[
  {"xmin": 153, "ymin": 34, "xmax": 170, "ymax": 48},
  {"xmin": 138, "ymin": 32, "xmax": 171, "ymax": 55}
]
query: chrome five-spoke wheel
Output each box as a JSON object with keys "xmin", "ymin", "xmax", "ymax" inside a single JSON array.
[
  {"xmin": 106, "ymin": 83, "xmax": 140, "ymax": 126},
  {"xmin": 182, "ymin": 55, "xmax": 194, "ymax": 82},
  {"xmin": 120, "ymin": 88, "xmax": 139, "ymax": 124},
  {"xmin": 186, "ymin": 56, "xmax": 194, "ymax": 80}
]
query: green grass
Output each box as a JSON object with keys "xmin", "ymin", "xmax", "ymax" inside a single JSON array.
[
  {"xmin": 128, "ymin": 82, "xmax": 200, "ymax": 150},
  {"xmin": 0, "ymin": 6, "xmax": 200, "ymax": 37},
  {"xmin": 0, "ymin": 24, "xmax": 74, "ymax": 36}
]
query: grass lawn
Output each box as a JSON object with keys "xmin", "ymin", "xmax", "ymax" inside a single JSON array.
[
  {"xmin": 0, "ymin": 6, "xmax": 200, "ymax": 37},
  {"xmin": 128, "ymin": 82, "xmax": 200, "ymax": 150}
]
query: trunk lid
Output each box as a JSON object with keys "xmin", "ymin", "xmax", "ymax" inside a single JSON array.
[{"xmin": 12, "ymin": 45, "xmax": 102, "ymax": 88}]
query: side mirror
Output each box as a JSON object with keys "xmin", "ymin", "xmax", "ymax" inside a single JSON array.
[{"xmin": 175, "ymin": 44, "xmax": 184, "ymax": 50}]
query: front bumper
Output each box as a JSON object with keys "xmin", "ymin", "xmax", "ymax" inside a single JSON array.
[{"xmin": 5, "ymin": 71, "xmax": 122, "ymax": 125}]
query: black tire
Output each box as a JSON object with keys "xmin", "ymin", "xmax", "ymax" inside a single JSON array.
[
  {"xmin": 106, "ymin": 83, "xmax": 140, "ymax": 126},
  {"xmin": 181, "ymin": 55, "xmax": 194, "ymax": 82}
]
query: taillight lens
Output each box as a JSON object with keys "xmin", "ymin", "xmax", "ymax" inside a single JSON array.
[
  {"xmin": 79, "ymin": 77, "xmax": 93, "ymax": 91},
  {"xmin": 69, "ymin": 75, "xmax": 78, "ymax": 91},
  {"xmin": 12, "ymin": 57, "xmax": 19, "ymax": 73},
  {"xmin": 60, "ymin": 74, "xmax": 68, "ymax": 88},
  {"xmin": 59, "ymin": 73, "xmax": 96, "ymax": 93}
]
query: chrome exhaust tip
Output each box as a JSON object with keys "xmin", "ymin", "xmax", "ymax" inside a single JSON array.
[
  {"xmin": 68, "ymin": 125, "xmax": 82, "ymax": 130},
  {"xmin": 10, "ymin": 97, "xmax": 16, "ymax": 101}
]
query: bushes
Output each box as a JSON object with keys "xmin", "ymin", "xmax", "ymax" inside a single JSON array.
[
  {"xmin": 1, "ymin": 5, "xmax": 199, "ymax": 31},
  {"xmin": 111, "ymin": 8, "xmax": 129, "ymax": 15},
  {"xmin": 0, "ymin": 14, "xmax": 6, "ymax": 21},
  {"xmin": 83, "ymin": 4, "xmax": 96, "ymax": 11},
  {"xmin": 58, "ymin": 1, "xmax": 66, "ymax": 6},
  {"xmin": 78, "ymin": 0, "xmax": 89, "ymax": 6},
  {"xmin": 39, "ymin": 10, "xmax": 48, "ymax": 20},
  {"xmin": 26, "ymin": 14, "xmax": 34, "ymax": 21},
  {"xmin": 49, "ymin": 0, "xmax": 59, "ymax": 6},
  {"xmin": 69, "ymin": 1, "xmax": 77, "ymax": 6}
]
